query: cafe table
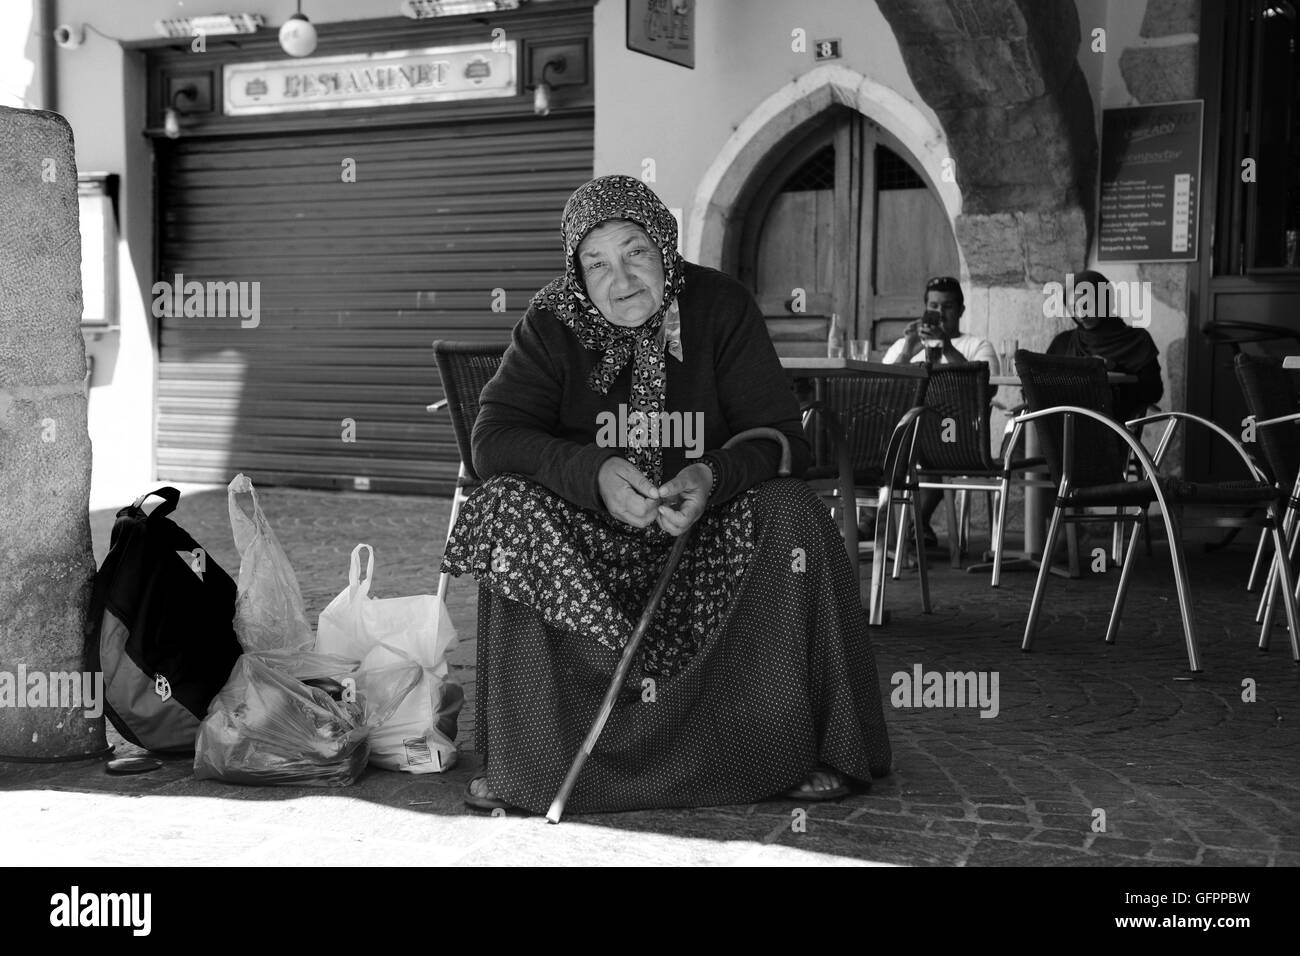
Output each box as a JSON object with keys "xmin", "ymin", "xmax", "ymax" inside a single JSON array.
[
  {"xmin": 781, "ymin": 356, "xmax": 928, "ymax": 619},
  {"xmin": 972, "ymin": 370, "xmax": 1139, "ymax": 577}
]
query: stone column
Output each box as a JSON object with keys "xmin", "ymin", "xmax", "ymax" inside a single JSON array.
[{"xmin": 0, "ymin": 106, "xmax": 103, "ymax": 759}]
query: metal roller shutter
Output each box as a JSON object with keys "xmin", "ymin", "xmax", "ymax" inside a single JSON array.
[{"xmin": 154, "ymin": 111, "xmax": 593, "ymax": 494}]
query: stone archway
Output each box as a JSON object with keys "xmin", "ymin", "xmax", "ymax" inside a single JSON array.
[
  {"xmin": 685, "ymin": 65, "xmax": 963, "ymax": 274},
  {"xmin": 875, "ymin": 0, "xmax": 1099, "ymax": 287}
]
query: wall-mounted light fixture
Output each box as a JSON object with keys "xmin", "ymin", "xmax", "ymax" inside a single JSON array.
[
  {"xmin": 400, "ymin": 0, "xmax": 523, "ymax": 18},
  {"xmin": 280, "ymin": 1, "xmax": 318, "ymax": 57},
  {"xmin": 532, "ymin": 57, "xmax": 566, "ymax": 117},
  {"xmin": 163, "ymin": 85, "xmax": 198, "ymax": 140},
  {"xmin": 155, "ymin": 14, "xmax": 264, "ymax": 37}
]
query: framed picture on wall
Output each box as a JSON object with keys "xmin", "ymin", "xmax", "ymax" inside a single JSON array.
[{"xmin": 627, "ymin": 0, "xmax": 694, "ymax": 69}]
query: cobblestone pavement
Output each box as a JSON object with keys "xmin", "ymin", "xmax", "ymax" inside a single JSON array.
[{"xmin": 3, "ymin": 484, "xmax": 1298, "ymax": 867}]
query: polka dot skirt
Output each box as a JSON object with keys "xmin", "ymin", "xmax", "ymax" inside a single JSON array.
[{"xmin": 442, "ymin": 476, "xmax": 893, "ymax": 814}]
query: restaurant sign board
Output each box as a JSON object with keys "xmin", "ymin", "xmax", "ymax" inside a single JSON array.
[
  {"xmin": 1097, "ymin": 100, "xmax": 1204, "ymax": 263},
  {"xmin": 223, "ymin": 42, "xmax": 517, "ymax": 115}
]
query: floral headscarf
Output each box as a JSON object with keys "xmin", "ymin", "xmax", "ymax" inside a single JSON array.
[{"xmin": 531, "ymin": 174, "xmax": 686, "ymax": 483}]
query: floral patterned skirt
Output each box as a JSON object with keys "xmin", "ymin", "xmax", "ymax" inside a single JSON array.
[{"xmin": 441, "ymin": 475, "xmax": 892, "ymax": 814}]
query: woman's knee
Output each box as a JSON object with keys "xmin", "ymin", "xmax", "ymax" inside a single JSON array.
[{"xmin": 752, "ymin": 477, "xmax": 828, "ymax": 521}]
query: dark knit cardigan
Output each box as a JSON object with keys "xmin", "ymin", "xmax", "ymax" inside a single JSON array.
[{"xmin": 472, "ymin": 262, "xmax": 812, "ymax": 513}]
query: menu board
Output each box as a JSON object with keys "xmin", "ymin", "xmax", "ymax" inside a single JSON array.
[{"xmin": 1097, "ymin": 101, "xmax": 1203, "ymax": 262}]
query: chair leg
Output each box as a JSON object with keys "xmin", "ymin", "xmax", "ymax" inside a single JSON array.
[
  {"xmin": 892, "ymin": 499, "xmax": 910, "ymax": 580},
  {"xmin": 944, "ymin": 487, "xmax": 962, "ymax": 569},
  {"xmin": 1104, "ymin": 516, "xmax": 1144, "ymax": 644},
  {"xmin": 1155, "ymin": 504, "xmax": 1201, "ymax": 673},
  {"xmin": 1256, "ymin": 562, "xmax": 1276, "ymax": 626},
  {"xmin": 1111, "ymin": 509, "xmax": 1123, "ymax": 566},
  {"xmin": 1246, "ymin": 528, "xmax": 1271, "ymax": 593},
  {"xmin": 955, "ymin": 488, "xmax": 969, "ymax": 556},
  {"xmin": 436, "ymin": 481, "xmax": 469, "ymax": 605},
  {"xmin": 911, "ymin": 492, "xmax": 932, "ymax": 613},
  {"xmin": 1023, "ymin": 503, "xmax": 1067, "ymax": 651},
  {"xmin": 1258, "ymin": 523, "xmax": 1298, "ymax": 649},
  {"xmin": 991, "ymin": 480, "xmax": 1011, "ymax": 588},
  {"xmin": 1258, "ymin": 514, "xmax": 1300, "ymax": 622},
  {"xmin": 1260, "ymin": 518, "xmax": 1300, "ymax": 661},
  {"xmin": 1282, "ymin": 542, "xmax": 1300, "ymax": 663},
  {"xmin": 868, "ymin": 490, "xmax": 893, "ymax": 627},
  {"xmin": 838, "ymin": 495, "xmax": 861, "ymax": 589},
  {"xmin": 979, "ymin": 491, "xmax": 994, "ymax": 557}
]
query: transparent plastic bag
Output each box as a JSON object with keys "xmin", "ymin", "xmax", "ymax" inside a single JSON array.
[
  {"xmin": 193, "ymin": 654, "xmax": 370, "ymax": 787},
  {"xmin": 227, "ymin": 474, "xmax": 314, "ymax": 654}
]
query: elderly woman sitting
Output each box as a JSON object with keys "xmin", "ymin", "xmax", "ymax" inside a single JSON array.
[{"xmin": 442, "ymin": 174, "xmax": 892, "ymax": 814}]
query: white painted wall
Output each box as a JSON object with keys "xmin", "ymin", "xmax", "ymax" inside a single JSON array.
[{"xmin": 592, "ymin": 0, "xmax": 943, "ymax": 233}]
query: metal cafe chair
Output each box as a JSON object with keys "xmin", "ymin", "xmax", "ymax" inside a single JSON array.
[
  {"xmin": 430, "ymin": 340, "xmax": 507, "ymax": 604},
  {"xmin": 1010, "ymin": 350, "xmax": 1300, "ymax": 672},
  {"xmin": 800, "ymin": 374, "xmax": 930, "ymax": 625},
  {"xmin": 1197, "ymin": 320, "xmax": 1300, "ymax": 554},
  {"xmin": 908, "ymin": 361, "xmax": 1042, "ymax": 575},
  {"xmin": 1232, "ymin": 353, "xmax": 1300, "ymax": 630}
]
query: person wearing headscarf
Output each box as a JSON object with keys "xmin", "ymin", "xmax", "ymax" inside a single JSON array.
[
  {"xmin": 441, "ymin": 174, "xmax": 892, "ymax": 814},
  {"xmin": 1047, "ymin": 269, "xmax": 1163, "ymax": 423}
]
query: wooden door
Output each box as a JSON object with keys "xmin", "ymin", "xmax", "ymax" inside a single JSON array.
[{"xmin": 739, "ymin": 108, "xmax": 958, "ymax": 357}]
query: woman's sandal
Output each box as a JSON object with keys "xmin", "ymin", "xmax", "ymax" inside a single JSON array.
[
  {"xmin": 782, "ymin": 767, "xmax": 856, "ymax": 802},
  {"xmin": 464, "ymin": 775, "xmax": 514, "ymax": 812}
]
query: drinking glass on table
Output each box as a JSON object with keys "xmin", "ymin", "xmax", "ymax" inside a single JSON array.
[{"xmin": 848, "ymin": 339, "xmax": 872, "ymax": 362}]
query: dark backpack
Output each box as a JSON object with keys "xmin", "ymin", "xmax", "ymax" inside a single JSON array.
[{"xmin": 86, "ymin": 488, "xmax": 242, "ymax": 753}]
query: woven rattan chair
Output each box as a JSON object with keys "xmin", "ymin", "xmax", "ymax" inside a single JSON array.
[
  {"xmin": 430, "ymin": 340, "xmax": 507, "ymax": 603},
  {"xmin": 1233, "ymin": 353, "xmax": 1300, "ymax": 627},
  {"xmin": 801, "ymin": 373, "xmax": 929, "ymax": 625},
  {"xmin": 1010, "ymin": 349, "xmax": 1300, "ymax": 672},
  {"xmin": 909, "ymin": 361, "xmax": 1042, "ymax": 574}
]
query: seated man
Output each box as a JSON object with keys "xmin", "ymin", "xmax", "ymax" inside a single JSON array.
[
  {"xmin": 878, "ymin": 276, "xmax": 999, "ymax": 549},
  {"xmin": 882, "ymin": 276, "xmax": 999, "ymax": 369}
]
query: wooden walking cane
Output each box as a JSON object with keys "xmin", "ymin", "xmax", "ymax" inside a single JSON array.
[{"xmin": 545, "ymin": 427, "xmax": 793, "ymax": 823}]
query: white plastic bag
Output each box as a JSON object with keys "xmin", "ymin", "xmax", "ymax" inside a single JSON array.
[
  {"xmin": 358, "ymin": 642, "xmax": 461, "ymax": 773},
  {"xmin": 316, "ymin": 544, "xmax": 461, "ymax": 773},
  {"xmin": 227, "ymin": 474, "xmax": 315, "ymax": 654}
]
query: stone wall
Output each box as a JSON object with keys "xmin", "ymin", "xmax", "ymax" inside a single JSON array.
[
  {"xmin": 0, "ymin": 106, "xmax": 103, "ymax": 759},
  {"xmin": 876, "ymin": 0, "xmax": 1099, "ymax": 357}
]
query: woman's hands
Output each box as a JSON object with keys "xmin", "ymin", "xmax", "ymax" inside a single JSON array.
[
  {"xmin": 598, "ymin": 458, "xmax": 712, "ymax": 536},
  {"xmin": 654, "ymin": 462, "xmax": 712, "ymax": 536},
  {"xmin": 598, "ymin": 458, "xmax": 661, "ymax": 528}
]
